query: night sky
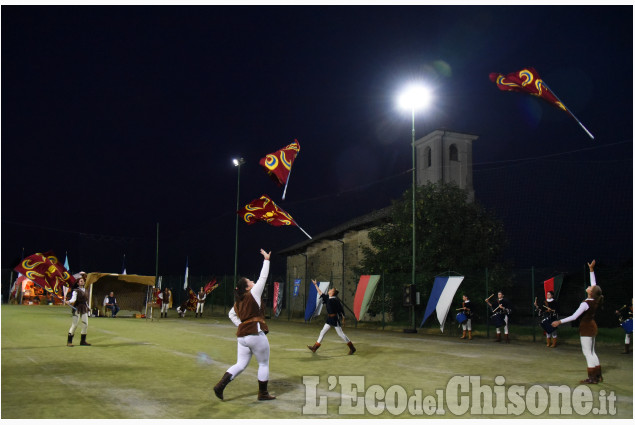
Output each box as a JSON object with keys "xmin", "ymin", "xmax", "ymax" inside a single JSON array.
[{"xmin": 2, "ymin": 5, "xmax": 632, "ymax": 279}]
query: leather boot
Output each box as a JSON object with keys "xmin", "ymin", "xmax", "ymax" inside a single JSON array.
[
  {"xmin": 257, "ymin": 380, "xmax": 276, "ymax": 400},
  {"xmin": 67, "ymin": 333, "xmax": 74, "ymax": 347},
  {"xmin": 580, "ymin": 368, "xmax": 598, "ymax": 384},
  {"xmin": 505, "ymin": 333, "xmax": 510, "ymax": 344},
  {"xmin": 595, "ymin": 365, "xmax": 603, "ymax": 383},
  {"xmin": 307, "ymin": 342, "xmax": 321, "ymax": 353},
  {"xmin": 624, "ymin": 344, "xmax": 630, "ymax": 354},
  {"xmin": 494, "ymin": 333, "xmax": 501, "ymax": 342},
  {"xmin": 546, "ymin": 337, "xmax": 551, "ymax": 347},
  {"xmin": 347, "ymin": 341, "xmax": 356, "ymax": 355},
  {"xmin": 468, "ymin": 331, "xmax": 472, "ymax": 340},
  {"xmin": 550, "ymin": 337, "xmax": 557, "ymax": 348},
  {"xmin": 460, "ymin": 330, "xmax": 466, "ymax": 339},
  {"xmin": 195, "ymin": 313, "xmax": 198, "ymax": 317},
  {"xmin": 80, "ymin": 334, "xmax": 91, "ymax": 346},
  {"xmin": 213, "ymin": 372, "xmax": 233, "ymax": 400}
]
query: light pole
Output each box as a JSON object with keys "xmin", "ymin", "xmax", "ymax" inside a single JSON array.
[
  {"xmin": 398, "ymin": 85, "xmax": 431, "ymax": 331},
  {"xmin": 233, "ymin": 157, "xmax": 246, "ymax": 288}
]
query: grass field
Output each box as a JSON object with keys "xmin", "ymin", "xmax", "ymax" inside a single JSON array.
[{"xmin": 1, "ymin": 304, "xmax": 632, "ymax": 419}]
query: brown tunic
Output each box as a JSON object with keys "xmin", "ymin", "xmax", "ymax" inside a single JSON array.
[
  {"xmin": 579, "ymin": 299, "xmax": 599, "ymax": 337},
  {"xmin": 73, "ymin": 289, "xmax": 90, "ymax": 315},
  {"xmin": 235, "ymin": 291, "xmax": 269, "ymax": 337}
]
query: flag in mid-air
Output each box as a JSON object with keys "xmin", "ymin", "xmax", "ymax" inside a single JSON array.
[
  {"xmin": 238, "ymin": 195, "xmax": 297, "ymax": 227},
  {"xmin": 204, "ymin": 278, "xmax": 219, "ymax": 295},
  {"xmin": 304, "ymin": 281, "xmax": 330, "ymax": 321},
  {"xmin": 13, "ymin": 251, "xmax": 76, "ymax": 297},
  {"xmin": 489, "ymin": 67, "xmax": 594, "ymax": 139},
  {"xmin": 489, "ymin": 67, "xmax": 567, "ymax": 112},
  {"xmin": 259, "ymin": 140, "xmax": 300, "ymax": 187},
  {"xmin": 353, "ymin": 275, "xmax": 381, "ymax": 321},
  {"xmin": 420, "ymin": 275, "xmax": 464, "ymax": 332}
]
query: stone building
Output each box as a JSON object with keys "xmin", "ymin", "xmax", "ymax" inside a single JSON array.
[{"xmin": 278, "ymin": 130, "xmax": 477, "ymax": 318}]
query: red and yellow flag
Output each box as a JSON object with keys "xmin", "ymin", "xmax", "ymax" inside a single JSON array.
[
  {"xmin": 259, "ymin": 140, "xmax": 300, "ymax": 187},
  {"xmin": 13, "ymin": 251, "xmax": 76, "ymax": 296},
  {"xmin": 204, "ymin": 278, "xmax": 219, "ymax": 295},
  {"xmin": 237, "ymin": 194, "xmax": 296, "ymax": 227},
  {"xmin": 489, "ymin": 68, "xmax": 568, "ymax": 113}
]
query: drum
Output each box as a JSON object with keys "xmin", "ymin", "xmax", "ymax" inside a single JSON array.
[
  {"xmin": 540, "ymin": 317, "xmax": 556, "ymax": 334},
  {"xmin": 456, "ymin": 312, "xmax": 468, "ymax": 324},
  {"xmin": 490, "ymin": 312, "xmax": 505, "ymax": 327},
  {"xmin": 621, "ymin": 319, "xmax": 633, "ymax": 334}
]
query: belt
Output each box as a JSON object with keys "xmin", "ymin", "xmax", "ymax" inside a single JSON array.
[{"xmin": 328, "ymin": 314, "xmax": 337, "ymax": 317}]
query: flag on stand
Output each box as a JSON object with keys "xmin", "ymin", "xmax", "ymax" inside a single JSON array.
[
  {"xmin": 64, "ymin": 252, "xmax": 70, "ymax": 273},
  {"xmin": 238, "ymin": 194, "xmax": 312, "ymax": 239},
  {"xmin": 273, "ymin": 281, "xmax": 284, "ymax": 318},
  {"xmin": 13, "ymin": 251, "xmax": 76, "ymax": 297},
  {"xmin": 544, "ymin": 274, "xmax": 564, "ymax": 299},
  {"xmin": 259, "ymin": 140, "xmax": 300, "ymax": 199},
  {"xmin": 420, "ymin": 275, "xmax": 464, "ymax": 332},
  {"xmin": 121, "ymin": 254, "xmax": 127, "ymax": 275},
  {"xmin": 353, "ymin": 275, "xmax": 381, "ymax": 321},
  {"xmin": 489, "ymin": 67, "xmax": 594, "ymax": 139},
  {"xmin": 183, "ymin": 257, "xmax": 189, "ymax": 290}
]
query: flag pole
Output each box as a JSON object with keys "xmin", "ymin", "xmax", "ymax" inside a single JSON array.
[
  {"xmin": 281, "ymin": 151, "xmax": 298, "ymax": 201},
  {"xmin": 542, "ymin": 82, "xmax": 594, "ymax": 140},
  {"xmin": 294, "ymin": 222, "xmax": 312, "ymax": 240}
]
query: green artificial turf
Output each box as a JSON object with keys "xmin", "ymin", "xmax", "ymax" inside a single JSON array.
[{"xmin": 1, "ymin": 304, "xmax": 632, "ymax": 419}]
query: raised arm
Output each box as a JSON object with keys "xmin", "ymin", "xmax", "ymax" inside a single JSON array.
[
  {"xmin": 588, "ymin": 259, "xmax": 597, "ymax": 287},
  {"xmin": 250, "ymin": 249, "xmax": 271, "ymax": 304},
  {"xmin": 312, "ymin": 279, "xmax": 322, "ymax": 296}
]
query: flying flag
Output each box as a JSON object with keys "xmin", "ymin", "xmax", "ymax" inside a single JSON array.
[
  {"xmin": 238, "ymin": 194, "xmax": 312, "ymax": 239},
  {"xmin": 183, "ymin": 257, "xmax": 189, "ymax": 290},
  {"xmin": 544, "ymin": 274, "xmax": 564, "ymax": 300},
  {"xmin": 13, "ymin": 251, "xmax": 76, "ymax": 298},
  {"xmin": 420, "ymin": 275, "xmax": 465, "ymax": 332},
  {"xmin": 64, "ymin": 252, "xmax": 70, "ymax": 273},
  {"xmin": 185, "ymin": 287, "xmax": 198, "ymax": 311},
  {"xmin": 204, "ymin": 278, "xmax": 219, "ymax": 295},
  {"xmin": 353, "ymin": 275, "xmax": 381, "ymax": 321},
  {"xmin": 273, "ymin": 281, "xmax": 284, "ymax": 318},
  {"xmin": 304, "ymin": 281, "xmax": 330, "ymax": 321},
  {"xmin": 259, "ymin": 139, "xmax": 300, "ymax": 199},
  {"xmin": 489, "ymin": 67, "xmax": 594, "ymax": 139}
]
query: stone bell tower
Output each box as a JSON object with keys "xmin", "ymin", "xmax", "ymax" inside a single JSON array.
[{"xmin": 414, "ymin": 129, "xmax": 478, "ymax": 202}]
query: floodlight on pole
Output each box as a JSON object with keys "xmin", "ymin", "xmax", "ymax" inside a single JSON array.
[
  {"xmin": 398, "ymin": 83, "xmax": 432, "ymax": 332},
  {"xmin": 233, "ymin": 157, "xmax": 246, "ymax": 288}
]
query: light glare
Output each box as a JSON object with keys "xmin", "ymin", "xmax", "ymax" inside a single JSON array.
[{"xmin": 398, "ymin": 85, "xmax": 432, "ymax": 111}]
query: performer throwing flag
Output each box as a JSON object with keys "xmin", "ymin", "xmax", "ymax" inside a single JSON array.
[
  {"xmin": 552, "ymin": 259, "xmax": 604, "ymax": 384},
  {"xmin": 213, "ymin": 249, "xmax": 276, "ymax": 401},
  {"xmin": 307, "ymin": 279, "xmax": 356, "ymax": 355}
]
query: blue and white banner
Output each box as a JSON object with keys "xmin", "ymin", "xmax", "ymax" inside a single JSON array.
[
  {"xmin": 304, "ymin": 281, "xmax": 329, "ymax": 321},
  {"xmin": 183, "ymin": 257, "xmax": 189, "ymax": 290},
  {"xmin": 293, "ymin": 278, "xmax": 301, "ymax": 297},
  {"xmin": 420, "ymin": 275, "xmax": 464, "ymax": 332}
]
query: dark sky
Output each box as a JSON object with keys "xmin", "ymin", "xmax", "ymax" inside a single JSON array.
[{"xmin": 2, "ymin": 5, "xmax": 632, "ymax": 279}]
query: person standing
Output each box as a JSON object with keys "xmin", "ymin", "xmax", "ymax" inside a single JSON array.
[
  {"xmin": 307, "ymin": 279, "xmax": 356, "ymax": 354},
  {"xmin": 213, "ymin": 249, "xmax": 275, "ymax": 401},
  {"xmin": 160, "ymin": 287, "xmax": 170, "ymax": 318},
  {"xmin": 552, "ymin": 260, "xmax": 604, "ymax": 384},
  {"xmin": 196, "ymin": 287, "xmax": 206, "ymax": 318},
  {"xmin": 487, "ymin": 290, "xmax": 512, "ymax": 343},
  {"xmin": 615, "ymin": 299, "xmax": 633, "ymax": 354},
  {"xmin": 458, "ymin": 294, "xmax": 473, "ymax": 340},
  {"xmin": 66, "ymin": 276, "xmax": 91, "ymax": 347}
]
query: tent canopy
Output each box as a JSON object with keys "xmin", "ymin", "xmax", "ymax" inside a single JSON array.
[{"xmin": 86, "ymin": 273, "xmax": 155, "ymax": 313}]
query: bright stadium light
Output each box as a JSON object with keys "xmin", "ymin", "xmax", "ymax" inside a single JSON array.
[{"xmin": 398, "ymin": 84, "xmax": 432, "ymax": 111}]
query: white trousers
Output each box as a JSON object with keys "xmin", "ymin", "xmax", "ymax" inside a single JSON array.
[
  {"xmin": 461, "ymin": 319, "xmax": 472, "ymax": 331},
  {"xmin": 161, "ymin": 302, "xmax": 169, "ymax": 313},
  {"xmin": 317, "ymin": 323, "xmax": 350, "ymax": 344},
  {"xmin": 580, "ymin": 336, "xmax": 600, "ymax": 368},
  {"xmin": 546, "ymin": 330, "xmax": 558, "ymax": 338},
  {"xmin": 625, "ymin": 333, "xmax": 632, "ymax": 344},
  {"xmin": 227, "ymin": 332, "xmax": 270, "ymax": 382},
  {"xmin": 196, "ymin": 303, "xmax": 204, "ymax": 313},
  {"xmin": 496, "ymin": 315, "xmax": 509, "ymax": 335},
  {"xmin": 69, "ymin": 313, "xmax": 88, "ymax": 335}
]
